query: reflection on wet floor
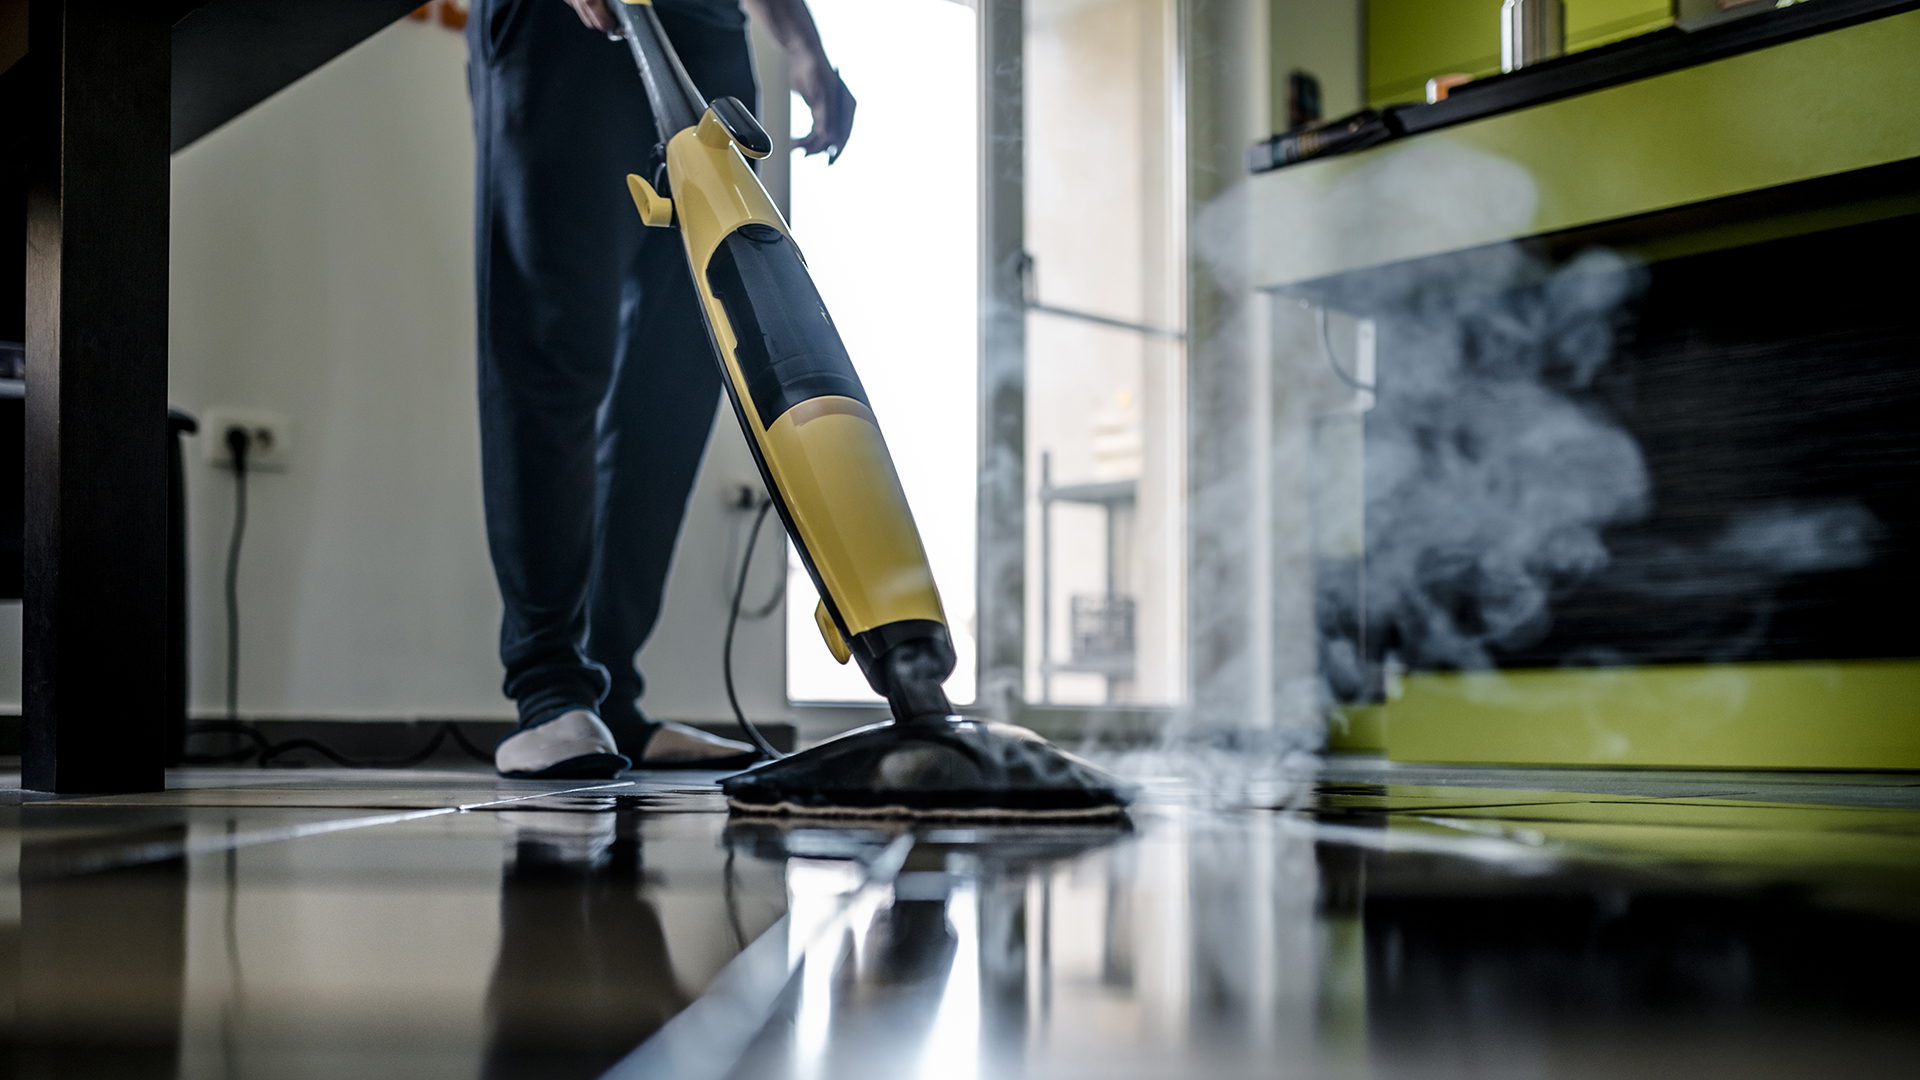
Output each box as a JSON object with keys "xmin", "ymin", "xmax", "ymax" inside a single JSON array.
[
  {"xmin": 1, "ymin": 762, "xmax": 1916, "ymax": 1077},
  {"xmin": 1, "ymin": 774, "xmax": 787, "ymax": 1079}
]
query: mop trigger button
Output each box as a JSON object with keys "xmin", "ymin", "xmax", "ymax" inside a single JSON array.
[{"xmin": 625, "ymin": 174, "xmax": 674, "ymax": 228}]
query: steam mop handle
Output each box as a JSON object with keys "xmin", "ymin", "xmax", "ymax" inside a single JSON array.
[{"xmin": 609, "ymin": 0, "xmax": 708, "ymax": 150}]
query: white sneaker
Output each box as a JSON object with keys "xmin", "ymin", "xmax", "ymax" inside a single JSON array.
[{"xmin": 495, "ymin": 710, "xmax": 632, "ymax": 779}]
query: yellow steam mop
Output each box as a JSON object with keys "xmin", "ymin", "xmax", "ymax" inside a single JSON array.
[{"xmin": 609, "ymin": 0, "xmax": 1130, "ymax": 819}]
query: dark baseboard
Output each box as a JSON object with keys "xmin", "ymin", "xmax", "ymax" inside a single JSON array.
[{"xmin": 0, "ymin": 714, "xmax": 796, "ymax": 765}]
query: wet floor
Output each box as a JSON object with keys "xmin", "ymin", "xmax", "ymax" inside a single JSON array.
[{"xmin": 1, "ymin": 758, "xmax": 1916, "ymax": 1078}]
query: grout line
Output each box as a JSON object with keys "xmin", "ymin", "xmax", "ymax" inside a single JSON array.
[
  {"xmin": 453, "ymin": 781, "xmax": 637, "ymax": 812},
  {"xmin": 26, "ymin": 808, "xmax": 462, "ymax": 880},
  {"xmin": 22, "ymin": 781, "xmax": 645, "ymax": 880}
]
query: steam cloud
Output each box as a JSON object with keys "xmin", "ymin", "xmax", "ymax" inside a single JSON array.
[
  {"xmin": 1340, "ymin": 246, "xmax": 1882, "ymax": 674},
  {"xmin": 1135, "ymin": 138, "xmax": 1883, "ymax": 762},
  {"xmin": 1609, "ymin": 502, "xmax": 1883, "ymax": 598},
  {"xmin": 1356, "ymin": 247, "xmax": 1650, "ymax": 670}
]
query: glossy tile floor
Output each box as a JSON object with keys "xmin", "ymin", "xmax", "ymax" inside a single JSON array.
[{"xmin": 2, "ymin": 757, "xmax": 1916, "ymax": 1078}]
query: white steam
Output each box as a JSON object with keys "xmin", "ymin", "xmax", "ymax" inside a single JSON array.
[
  {"xmin": 1608, "ymin": 502, "xmax": 1883, "ymax": 599},
  {"xmin": 1357, "ymin": 248, "xmax": 1650, "ymax": 670},
  {"xmin": 1183, "ymin": 135, "xmax": 1887, "ymax": 764},
  {"xmin": 1341, "ymin": 245, "xmax": 1882, "ymax": 673}
]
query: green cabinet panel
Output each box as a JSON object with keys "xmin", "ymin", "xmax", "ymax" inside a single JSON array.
[
  {"xmin": 1368, "ymin": 0, "xmax": 1504, "ymax": 105},
  {"xmin": 1368, "ymin": 0, "xmax": 1674, "ymax": 107},
  {"xmin": 1329, "ymin": 702, "xmax": 1389, "ymax": 753},
  {"xmin": 1256, "ymin": 9, "xmax": 1920, "ymax": 288},
  {"xmin": 1380, "ymin": 660, "xmax": 1920, "ymax": 770}
]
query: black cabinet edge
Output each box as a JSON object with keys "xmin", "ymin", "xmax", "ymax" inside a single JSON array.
[{"xmin": 1400, "ymin": 0, "xmax": 1920, "ymax": 137}]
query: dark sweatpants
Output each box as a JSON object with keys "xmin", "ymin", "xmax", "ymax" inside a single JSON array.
[{"xmin": 467, "ymin": 0, "xmax": 756, "ymax": 750}]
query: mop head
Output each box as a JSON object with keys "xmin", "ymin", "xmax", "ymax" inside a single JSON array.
[{"xmin": 720, "ymin": 717, "xmax": 1135, "ymax": 821}]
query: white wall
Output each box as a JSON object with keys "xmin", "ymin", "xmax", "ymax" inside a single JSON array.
[{"xmin": 0, "ymin": 17, "xmax": 791, "ymax": 724}]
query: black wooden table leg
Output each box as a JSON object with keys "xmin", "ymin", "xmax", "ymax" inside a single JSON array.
[{"xmin": 23, "ymin": 0, "xmax": 172, "ymax": 793}]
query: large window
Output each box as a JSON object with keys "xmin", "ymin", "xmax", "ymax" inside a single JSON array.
[
  {"xmin": 1024, "ymin": 0, "xmax": 1184, "ymax": 706},
  {"xmin": 782, "ymin": 0, "xmax": 979, "ymax": 705}
]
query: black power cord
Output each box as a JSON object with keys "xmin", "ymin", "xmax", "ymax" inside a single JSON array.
[
  {"xmin": 185, "ymin": 717, "xmax": 496, "ymax": 768},
  {"xmin": 223, "ymin": 426, "xmax": 249, "ymax": 726},
  {"xmin": 724, "ymin": 497, "xmax": 786, "ymax": 760},
  {"xmin": 181, "ymin": 428, "xmax": 256, "ymax": 766},
  {"xmin": 182, "ymin": 425, "xmax": 495, "ymax": 770}
]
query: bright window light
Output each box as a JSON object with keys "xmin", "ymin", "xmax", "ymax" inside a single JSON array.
[{"xmin": 783, "ymin": 0, "xmax": 978, "ymax": 705}]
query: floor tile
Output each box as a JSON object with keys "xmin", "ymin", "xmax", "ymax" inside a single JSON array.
[{"xmin": 1, "ymin": 761, "xmax": 1915, "ymax": 1077}]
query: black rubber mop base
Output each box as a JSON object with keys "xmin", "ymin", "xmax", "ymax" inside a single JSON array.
[{"xmin": 720, "ymin": 717, "xmax": 1135, "ymax": 821}]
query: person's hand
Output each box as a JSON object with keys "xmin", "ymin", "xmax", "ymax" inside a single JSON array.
[
  {"xmin": 563, "ymin": 0, "xmax": 617, "ymax": 33},
  {"xmin": 791, "ymin": 56, "xmax": 855, "ymax": 162},
  {"xmin": 737, "ymin": 0, "xmax": 854, "ymax": 162}
]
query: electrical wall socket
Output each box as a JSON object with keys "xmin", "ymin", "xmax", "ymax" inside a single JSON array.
[
  {"xmin": 723, "ymin": 480, "xmax": 765, "ymax": 510},
  {"xmin": 202, "ymin": 406, "xmax": 292, "ymax": 471}
]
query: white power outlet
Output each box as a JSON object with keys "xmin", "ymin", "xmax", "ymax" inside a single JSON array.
[
  {"xmin": 723, "ymin": 479, "xmax": 766, "ymax": 511},
  {"xmin": 202, "ymin": 406, "xmax": 292, "ymax": 471}
]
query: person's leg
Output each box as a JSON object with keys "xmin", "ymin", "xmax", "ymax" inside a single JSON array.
[
  {"xmin": 586, "ymin": 12, "xmax": 764, "ymax": 759},
  {"xmin": 469, "ymin": 0, "xmax": 655, "ymax": 760},
  {"xmin": 582, "ymin": 226, "xmax": 724, "ymax": 756}
]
